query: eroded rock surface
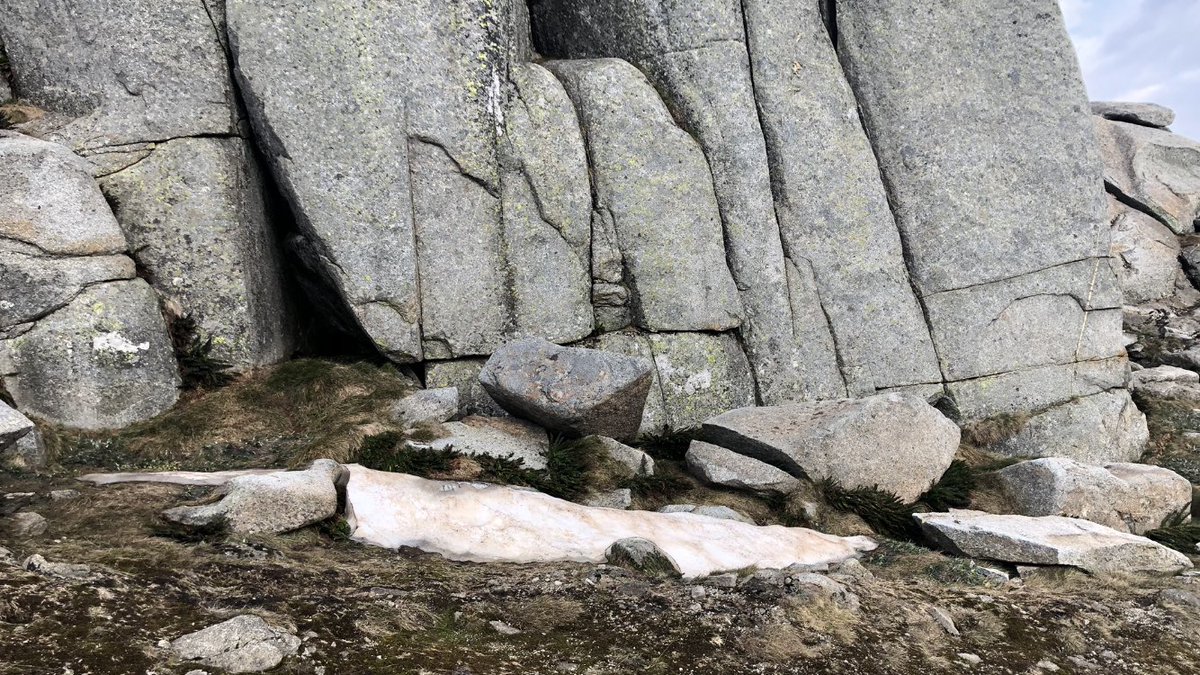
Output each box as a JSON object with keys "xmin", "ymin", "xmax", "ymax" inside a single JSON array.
[{"xmin": 172, "ymin": 615, "xmax": 301, "ymax": 674}]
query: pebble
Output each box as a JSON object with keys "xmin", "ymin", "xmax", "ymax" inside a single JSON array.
[
  {"xmin": 926, "ymin": 605, "xmax": 960, "ymax": 636},
  {"xmin": 1036, "ymin": 661, "xmax": 1060, "ymax": 672},
  {"xmin": 489, "ymin": 620, "xmax": 521, "ymax": 636}
]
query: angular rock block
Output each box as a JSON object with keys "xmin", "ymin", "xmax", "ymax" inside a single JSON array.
[
  {"xmin": 391, "ymin": 387, "xmax": 459, "ymax": 427},
  {"xmin": 686, "ymin": 440, "xmax": 800, "ymax": 494},
  {"xmin": 98, "ymin": 137, "xmax": 294, "ymax": 367},
  {"xmin": 992, "ymin": 390, "xmax": 1149, "ymax": 465},
  {"xmin": 424, "ymin": 358, "xmax": 509, "ymax": 419},
  {"xmin": 605, "ymin": 537, "xmax": 681, "ymax": 578},
  {"xmin": 701, "ymin": 393, "xmax": 960, "ymax": 502},
  {"xmin": 0, "ymin": 400, "xmax": 34, "ymax": 449},
  {"xmin": 345, "ymin": 466, "xmax": 876, "ymax": 579},
  {"xmin": 1091, "ymin": 101, "xmax": 1176, "ymax": 129},
  {"xmin": 576, "ymin": 331, "xmax": 666, "ymax": 437},
  {"xmin": 915, "ymin": 510, "xmax": 1192, "ymax": 575},
  {"xmin": 479, "ymin": 339, "xmax": 654, "ymax": 442},
  {"xmin": 172, "ymin": 615, "xmax": 301, "ymax": 675},
  {"xmin": 995, "ymin": 458, "xmax": 1192, "ymax": 534},
  {"xmin": 586, "ymin": 436, "xmax": 655, "ymax": 476},
  {"xmin": 1097, "ymin": 118, "xmax": 1200, "ymax": 234},
  {"xmin": 1109, "ymin": 200, "xmax": 1182, "ymax": 305},
  {"xmin": 163, "ymin": 460, "xmax": 344, "ymax": 535},
  {"xmin": 547, "ymin": 58, "xmax": 743, "ymax": 332}
]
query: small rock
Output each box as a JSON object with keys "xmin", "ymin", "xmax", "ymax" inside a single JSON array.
[
  {"xmin": 1036, "ymin": 660, "xmax": 1060, "ymax": 672},
  {"xmin": 689, "ymin": 586, "xmax": 707, "ymax": 599},
  {"xmin": 684, "ymin": 440, "xmax": 800, "ymax": 493},
  {"xmin": 658, "ymin": 504, "xmax": 755, "ymax": 525},
  {"xmin": 957, "ymin": 653, "xmax": 982, "ymax": 666},
  {"xmin": 604, "ymin": 537, "xmax": 681, "ymax": 579},
  {"xmin": 478, "ymin": 339, "xmax": 654, "ymax": 441},
  {"xmin": 391, "ymin": 387, "xmax": 459, "ymax": 427},
  {"xmin": 925, "ymin": 605, "xmax": 960, "ymax": 636},
  {"xmin": 586, "ymin": 435, "xmax": 654, "ymax": 476},
  {"xmin": 1067, "ymin": 656, "xmax": 1100, "ymax": 670},
  {"xmin": 50, "ymin": 489, "xmax": 80, "ymax": 501},
  {"xmin": 489, "ymin": 620, "xmax": 521, "ymax": 636},
  {"xmin": 162, "ymin": 460, "xmax": 344, "ymax": 535},
  {"xmin": 0, "ymin": 400, "xmax": 35, "ymax": 449},
  {"xmin": 832, "ymin": 558, "xmax": 872, "ymax": 580},
  {"xmin": 790, "ymin": 573, "xmax": 859, "ymax": 611},
  {"xmin": 172, "ymin": 615, "xmax": 300, "ymax": 674},
  {"xmin": 977, "ymin": 567, "xmax": 1011, "ymax": 584},
  {"xmin": 0, "ymin": 546, "xmax": 11, "ymax": 562},
  {"xmin": 583, "ymin": 489, "xmax": 632, "ymax": 510},
  {"xmin": 8, "ymin": 512, "xmax": 47, "ymax": 537},
  {"xmin": 23, "ymin": 554, "xmax": 91, "ymax": 579},
  {"xmin": 704, "ymin": 572, "xmax": 738, "ymax": 588}
]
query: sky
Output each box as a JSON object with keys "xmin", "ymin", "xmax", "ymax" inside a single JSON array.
[{"xmin": 1059, "ymin": 0, "xmax": 1200, "ymax": 140}]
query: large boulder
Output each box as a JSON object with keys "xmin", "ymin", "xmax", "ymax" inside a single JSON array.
[
  {"xmin": 478, "ymin": 339, "xmax": 654, "ymax": 441},
  {"xmin": 1096, "ymin": 118, "xmax": 1200, "ymax": 234},
  {"xmin": 992, "ymin": 390, "xmax": 1149, "ymax": 465},
  {"xmin": 546, "ymin": 58, "xmax": 743, "ymax": 333},
  {"xmin": 344, "ymin": 466, "xmax": 876, "ymax": 579},
  {"xmin": 1091, "ymin": 101, "xmax": 1176, "ymax": 129},
  {"xmin": 685, "ymin": 440, "xmax": 800, "ymax": 494},
  {"xmin": 162, "ymin": 460, "xmax": 344, "ymax": 535},
  {"xmin": 915, "ymin": 510, "xmax": 1192, "ymax": 575},
  {"xmin": 994, "ymin": 458, "xmax": 1192, "ymax": 534},
  {"xmin": 701, "ymin": 393, "xmax": 960, "ymax": 502},
  {"xmin": 837, "ymin": 0, "xmax": 1117, "ymax": 418}
]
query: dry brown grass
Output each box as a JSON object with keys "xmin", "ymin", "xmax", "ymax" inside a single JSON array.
[
  {"xmin": 513, "ymin": 596, "xmax": 584, "ymax": 633},
  {"xmin": 41, "ymin": 359, "xmax": 417, "ymax": 472},
  {"xmin": 745, "ymin": 597, "xmax": 861, "ymax": 662}
]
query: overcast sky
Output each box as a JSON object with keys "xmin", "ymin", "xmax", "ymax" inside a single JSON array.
[{"xmin": 1060, "ymin": 0, "xmax": 1200, "ymax": 140}]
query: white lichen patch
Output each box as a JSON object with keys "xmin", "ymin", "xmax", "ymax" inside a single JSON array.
[{"xmin": 92, "ymin": 332, "xmax": 150, "ymax": 363}]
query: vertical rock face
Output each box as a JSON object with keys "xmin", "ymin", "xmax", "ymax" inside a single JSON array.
[
  {"xmin": 547, "ymin": 58, "xmax": 742, "ymax": 333},
  {"xmin": 0, "ymin": 0, "xmax": 294, "ymax": 368},
  {"xmin": 1096, "ymin": 117, "xmax": 1200, "ymax": 235},
  {"xmin": 0, "ymin": 133, "xmax": 179, "ymax": 429},
  {"xmin": 97, "ymin": 137, "xmax": 293, "ymax": 366},
  {"xmin": 837, "ymin": 0, "xmax": 1120, "ymax": 420}
]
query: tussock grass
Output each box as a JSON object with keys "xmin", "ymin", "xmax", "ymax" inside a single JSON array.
[{"xmin": 46, "ymin": 359, "xmax": 417, "ymax": 472}]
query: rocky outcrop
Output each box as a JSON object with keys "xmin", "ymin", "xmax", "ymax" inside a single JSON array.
[
  {"xmin": 479, "ymin": 339, "xmax": 654, "ymax": 441},
  {"xmin": 915, "ymin": 510, "xmax": 1192, "ymax": 575},
  {"xmin": 0, "ymin": 1, "xmax": 293, "ymax": 368},
  {"xmin": 1110, "ymin": 199, "xmax": 1183, "ymax": 304},
  {"xmin": 1096, "ymin": 118, "xmax": 1200, "ymax": 234},
  {"xmin": 163, "ymin": 460, "xmax": 344, "ymax": 535},
  {"xmin": 992, "ymin": 390, "xmax": 1148, "ymax": 465},
  {"xmin": 995, "ymin": 458, "xmax": 1192, "ymax": 534},
  {"xmin": 701, "ymin": 393, "xmax": 960, "ymax": 502},
  {"xmin": 0, "ymin": 133, "xmax": 179, "ymax": 429}
]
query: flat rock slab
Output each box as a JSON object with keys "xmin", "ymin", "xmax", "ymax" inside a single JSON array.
[
  {"xmin": 162, "ymin": 460, "xmax": 344, "ymax": 535},
  {"xmin": 479, "ymin": 338, "xmax": 653, "ymax": 442},
  {"xmin": 685, "ymin": 441, "xmax": 800, "ymax": 494},
  {"xmin": 344, "ymin": 466, "xmax": 874, "ymax": 579},
  {"xmin": 995, "ymin": 458, "xmax": 1192, "ymax": 534},
  {"xmin": 172, "ymin": 615, "xmax": 300, "ymax": 674},
  {"xmin": 426, "ymin": 415, "xmax": 549, "ymax": 471},
  {"xmin": 1091, "ymin": 101, "xmax": 1176, "ymax": 129},
  {"xmin": 701, "ymin": 393, "xmax": 959, "ymax": 502},
  {"xmin": 915, "ymin": 510, "xmax": 1192, "ymax": 575}
]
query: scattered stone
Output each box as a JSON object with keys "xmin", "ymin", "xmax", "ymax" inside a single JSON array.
[
  {"xmin": 605, "ymin": 538, "xmax": 681, "ymax": 579},
  {"xmin": 832, "ymin": 559, "xmax": 873, "ymax": 581},
  {"xmin": 704, "ymin": 573, "xmax": 738, "ymax": 589},
  {"xmin": 0, "ymin": 400, "xmax": 34, "ymax": 448},
  {"xmin": 1091, "ymin": 101, "xmax": 1176, "ymax": 128},
  {"xmin": 658, "ymin": 504, "xmax": 755, "ymax": 525},
  {"xmin": 957, "ymin": 653, "xmax": 982, "ymax": 666},
  {"xmin": 22, "ymin": 553, "xmax": 90, "ymax": 579},
  {"xmin": 586, "ymin": 436, "xmax": 654, "ymax": 476},
  {"xmin": 685, "ymin": 440, "xmax": 800, "ymax": 494},
  {"xmin": 345, "ymin": 467, "xmax": 875, "ymax": 578},
  {"xmin": 1036, "ymin": 659, "xmax": 1061, "ymax": 672},
  {"xmin": 488, "ymin": 620, "xmax": 521, "ymax": 636},
  {"xmin": 3, "ymin": 428, "xmax": 47, "ymax": 471},
  {"xmin": 162, "ymin": 460, "xmax": 344, "ymax": 535},
  {"xmin": 1129, "ymin": 365, "xmax": 1200, "ymax": 401},
  {"xmin": 701, "ymin": 393, "xmax": 960, "ymax": 502},
  {"xmin": 427, "ymin": 416, "xmax": 550, "ymax": 471},
  {"xmin": 49, "ymin": 489, "xmax": 80, "ymax": 501},
  {"xmin": 1158, "ymin": 588, "xmax": 1200, "ymax": 610},
  {"xmin": 391, "ymin": 387, "xmax": 459, "ymax": 427},
  {"xmin": 977, "ymin": 567, "xmax": 1011, "ymax": 585},
  {"xmin": 790, "ymin": 573, "xmax": 859, "ymax": 611},
  {"xmin": 7, "ymin": 511, "xmax": 47, "ymax": 537},
  {"xmin": 925, "ymin": 605, "xmax": 960, "ymax": 636},
  {"xmin": 995, "ymin": 458, "xmax": 1192, "ymax": 534},
  {"xmin": 171, "ymin": 615, "xmax": 300, "ymax": 674},
  {"xmin": 478, "ymin": 339, "xmax": 654, "ymax": 442},
  {"xmin": 583, "ymin": 489, "xmax": 632, "ymax": 510},
  {"xmin": 915, "ymin": 510, "xmax": 1192, "ymax": 575}
]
